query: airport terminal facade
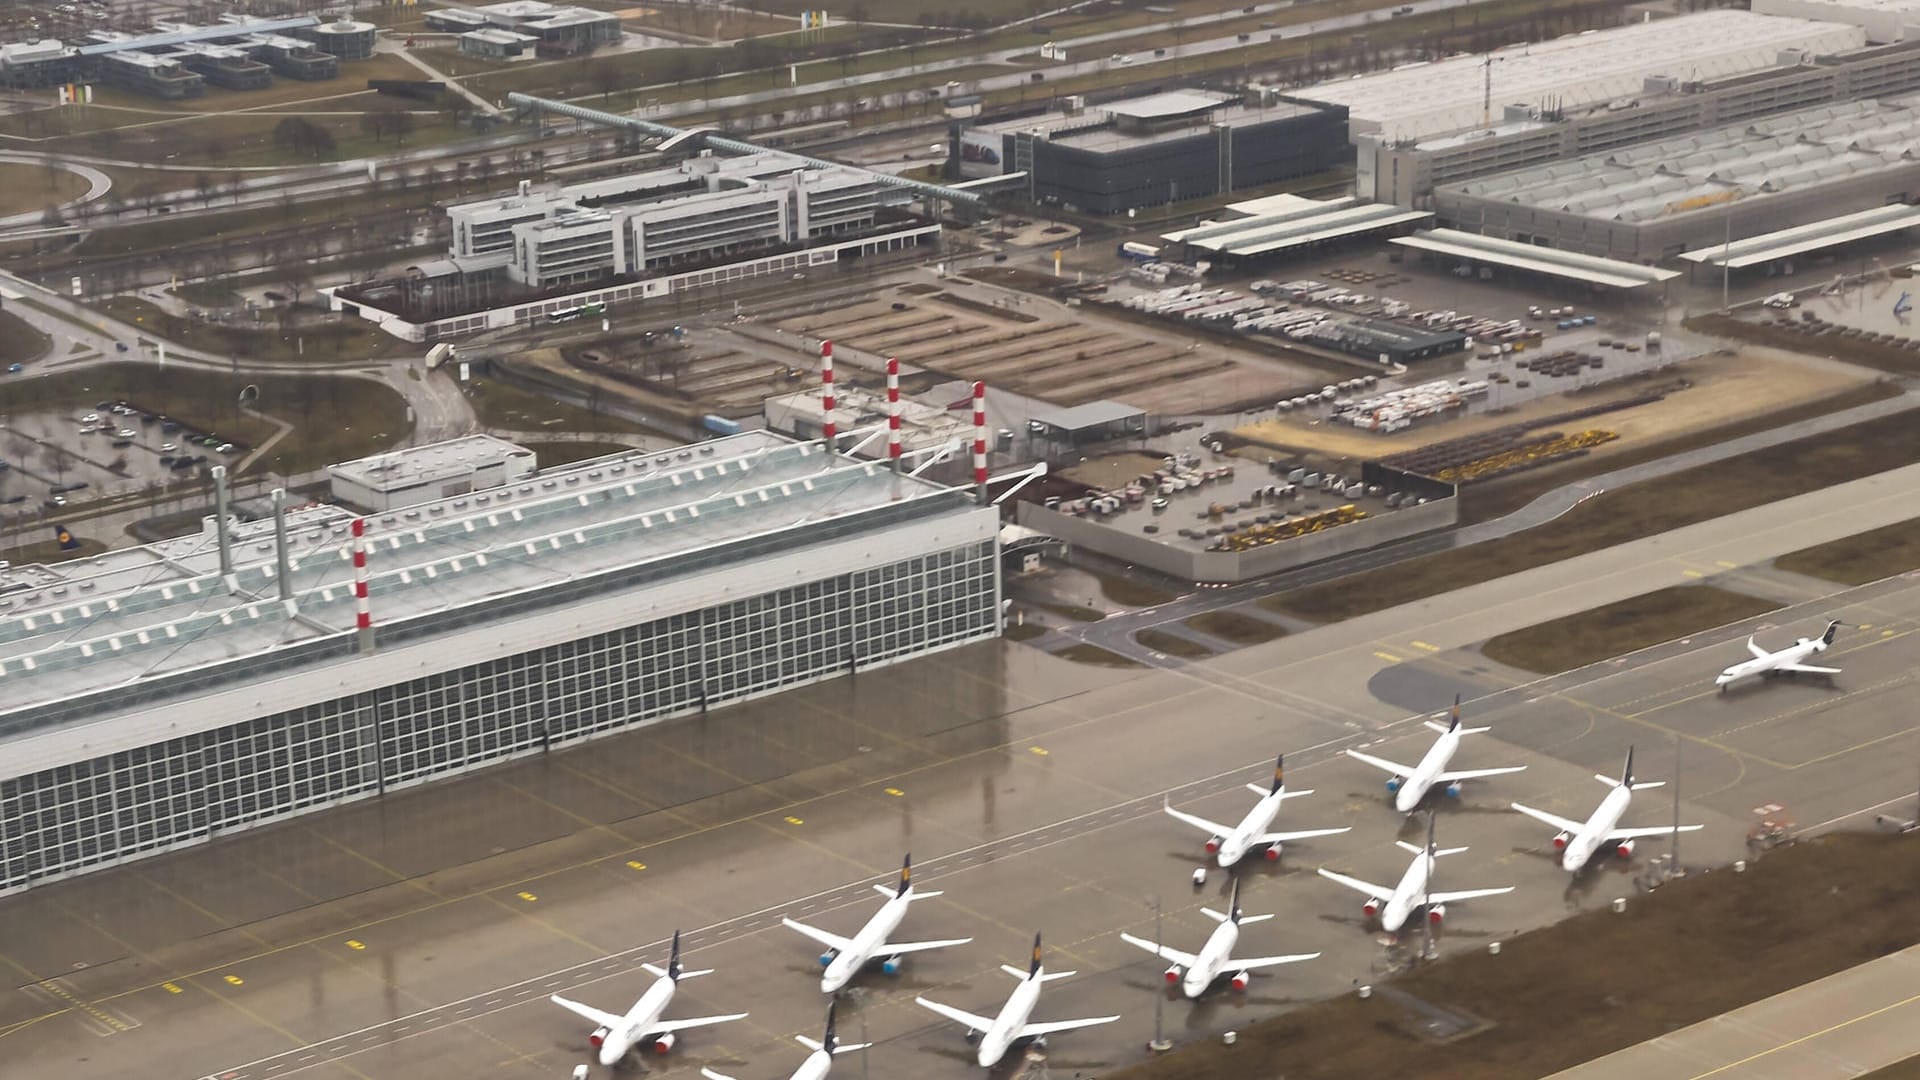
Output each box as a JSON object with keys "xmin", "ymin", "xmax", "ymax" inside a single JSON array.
[{"xmin": 0, "ymin": 435, "xmax": 1000, "ymax": 893}]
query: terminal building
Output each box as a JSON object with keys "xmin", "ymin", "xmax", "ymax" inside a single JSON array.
[
  {"xmin": 0, "ymin": 434, "xmax": 1000, "ymax": 893},
  {"xmin": 0, "ymin": 16, "xmax": 372, "ymax": 96},
  {"xmin": 958, "ymin": 89, "xmax": 1348, "ymax": 215},
  {"xmin": 428, "ymin": 0, "xmax": 622, "ymax": 56}
]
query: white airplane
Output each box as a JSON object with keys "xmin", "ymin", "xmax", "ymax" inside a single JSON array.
[
  {"xmin": 1345, "ymin": 696, "xmax": 1528, "ymax": 814},
  {"xmin": 700, "ymin": 1003, "xmax": 869, "ymax": 1080},
  {"xmin": 783, "ymin": 854, "xmax": 972, "ymax": 993},
  {"xmin": 549, "ymin": 931, "xmax": 748, "ymax": 1067},
  {"xmin": 1164, "ymin": 754, "xmax": 1351, "ymax": 867},
  {"xmin": 916, "ymin": 932, "xmax": 1120, "ymax": 1069},
  {"xmin": 1511, "ymin": 747, "xmax": 1703, "ymax": 872},
  {"xmin": 1316, "ymin": 816, "xmax": 1515, "ymax": 934},
  {"xmin": 1716, "ymin": 619, "xmax": 1842, "ymax": 691},
  {"xmin": 1118, "ymin": 877, "xmax": 1319, "ymax": 999}
]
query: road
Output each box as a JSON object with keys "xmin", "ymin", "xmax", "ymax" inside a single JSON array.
[
  {"xmin": 0, "ymin": 153, "xmax": 111, "ymax": 228},
  {"xmin": 1, "ymin": 463, "xmax": 1918, "ymax": 1080}
]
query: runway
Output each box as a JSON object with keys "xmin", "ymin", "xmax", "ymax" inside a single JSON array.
[{"xmin": 3, "ymin": 475, "xmax": 1920, "ymax": 1080}]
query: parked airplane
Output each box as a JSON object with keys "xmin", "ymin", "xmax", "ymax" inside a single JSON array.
[
  {"xmin": 700, "ymin": 1003, "xmax": 869, "ymax": 1080},
  {"xmin": 1716, "ymin": 620, "xmax": 1843, "ymax": 690},
  {"xmin": 1164, "ymin": 755, "xmax": 1351, "ymax": 867},
  {"xmin": 549, "ymin": 931, "xmax": 747, "ymax": 1067},
  {"xmin": 1344, "ymin": 696, "xmax": 1528, "ymax": 813},
  {"xmin": 1316, "ymin": 815, "xmax": 1514, "ymax": 933},
  {"xmin": 1118, "ymin": 878, "xmax": 1318, "ymax": 999},
  {"xmin": 1511, "ymin": 747, "xmax": 1703, "ymax": 871},
  {"xmin": 783, "ymin": 854, "xmax": 972, "ymax": 993},
  {"xmin": 916, "ymin": 933, "xmax": 1120, "ymax": 1068}
]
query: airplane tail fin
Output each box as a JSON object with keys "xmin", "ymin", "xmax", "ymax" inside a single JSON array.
[
  {"xmin": 1029, "ymin": 931, "xmax": 1044, "ymax": 978},
  {"xmin": 899, "ymin": 852, "xmax": 913, "ymax": 898},
  {"xmin": 1822, "ymin": 620, "xmax": 1842, "ymax": 646},
  {"xmin": 1270, "ymin": 753, "xmax": 1286, "ymax": 795},
  {"xmin": 1448, "ymin": 694, "xmax": 1462, "ymax": 732},
  {"xmin": 1228, "ymin": 877, "xmax": 1242, "ymax": 924},
  {"xmin": 668, "ymin": 928, "xmax": 683, "ymax": 981},
  {"xmin": 823, "ymin": 1002, "xmax": 838, "ymax": 1053},
  {"xmin": 1622, "ymin": 746, "xmax": 1636, "ymax": 788}
]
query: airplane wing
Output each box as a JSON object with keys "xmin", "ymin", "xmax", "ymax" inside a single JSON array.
[
  {"xmin": 873, "ymin": 936, "xmax": 972, "ymax": 956},
  {"xmin": 1606, "ymin": 825, "xmax": 1705, "ymax": 841},
  {"xmin": 1163, "ymin": 802, "xmax": 1234, "ymax": 837},
  {"xmin": 1017, "ymin": 1015, "xmax": 1121, "ymax": 1039},
  {"xmin": 1315, "ymin": 867, "xmax": 1394, "ymax": 902},
  {"xmin": 1344, "ymin": 748, "xmax": 1418, "ymax": 776},
  {"xmin": 1779, "ymin": 663, "xmax": 1840, "ymax": 674},
  {"xmin": 1510, "ymin": 802, "xmax": 1586, "ymax": 834},
  {"xmin": 650, "ymin": 1012, "xmax": 750, "ymax": 1036},
  {"xmin": 548, "ymin": 994, "xmax": 624, "ymax": 1030},
  {"xmin": 1227, "ymin": 951, "xmax": 1320, "ymax": 971},
  {"xmin": 915, "ymin": 996, "xmax": 996, "ymax": 1031},
  {"xmin": 1117, "ymin": 932, "xmax": 1199, "ymax": 968},
  {"xmin": 701, "ymin": 1070, "xmax": 739, "ymax": 1080},
  {"xmin": 782, "ymin": 917, "xmax": 855, "ymax": 953},
  {"xmin": 1258, "ymin": 825, "xmax": 1351, "ymax": 845},
  {"xmin": 1435, "ymin": 765, "xmax": 1527, "ymax": 782},
  {"xmin": 1747, "ymin": 638, "xmax": 1770, "ymax": 660},
  {"xmin": 1427, "ymin": 886, "xmax": 1515, "ymax": 904}
]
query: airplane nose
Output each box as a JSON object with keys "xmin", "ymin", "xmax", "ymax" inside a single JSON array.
[{"xmin": 600, "ymin": 1044, "xmax": 624, "ymax": 1067}]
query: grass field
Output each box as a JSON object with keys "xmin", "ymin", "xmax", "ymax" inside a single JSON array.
[
  {"xmin": 1099, "ymin": 831, "xmax": 1920, "ymax": 1080},
  {"xmin": 463, "ymin": 377, "xmax": 657, "ymax": 435},
  {"xmin": 1136, "ymin": 628, "xmax": 1214, "ymax": 658},
  {"xmin": 0, "ymin": 363, "xmax": 411, "ymax": 475},
  {"xmin": 1266, "ymin": 409, "xmax": 1920, "ymax": 624},
  {"xmin": 98, "ymin": 297, "xmax": 411, "ymax": 366},
  {"xmin": 169, "ymin": 282, "xmax": 245, "ymax": 308},
  {"xmin": 0, "ymin": 534, "xmax": 108, "ymax": 565},
  {"xmin": 1774, "ymin": 517, "xmax": 1920, "ymax": 586},
  {"xmin": 0, "ymin": 163, "xmax": 90, "ymax": 218},
  {"xmin": 1186, "ymin": 609, "xmax": 1287, "ymax": 644},
  {"xmin": 1479, "ymin": 586, "xmax": 1779, "ymax": 675},
  {"xmin": 519, "ymin": 439, "xmax": 640, "ymax": 468},
  {"xmin": 1089, "ymin": 567, "xmax": 1177, "ymax": 607},
  {"xmin": 0, "ymin": 310, "xmax": 51, "ymax": 365}
]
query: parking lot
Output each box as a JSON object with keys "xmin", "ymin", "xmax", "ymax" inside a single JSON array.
[{"xmin": 0, "ymin": 401, "xmax": 242, "ymax": 522}]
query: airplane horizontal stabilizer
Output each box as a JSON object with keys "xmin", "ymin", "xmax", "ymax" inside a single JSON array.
[
  {"xmin": 1606, "ymin": 824, "xmax": 1704, "ymax": 841},
  {"xmin": 1423, "ymin": 719, "xmax": 1452, "ymax": 735},
  {"xmin": 1234, "ymin": 912, "xmax": 1275, "ymax": 926},
  {"xmin": 877, "ymin": 936, "xmax": 972, "ymax": 956},
  {"xmin": 915, "ymin": 996, "xmax": 994, "ymax": 1031},
  {"xmin": 548, "ymin": 994, "xmax": 623, "ymax": 1030},
  {"xmin": 1245, "ymin": 782, "xmax": 1318, "ymax": 798},
  {"xmin": 1260, "ymin": 825, "xmax": 1352, "ymax": 845},
  {"xmin": 1345, "ymin": 748, "xmax": 1418, "ymax": 777},
  {"xmin": 1316, "ymin": 866, "xmax": 1394, "ymax": 902},
  {"xmin": 1232, "ymin": 951, "xmax": 1321, "ymax": 971},
  {"xmin": 781, "ymin": 917, "xmax": 855, "ymax": 953},
  {"xmin": 701, "ymin": 1068, "xmax": 740, "ymax": 1080},
  {"xmin": 1019, "ymin": 1015, "xmax": 1120, "ymax": 1039},
  {"xmin": 1164, "ymin": 802, "xmax": 1233, "ymax": 837},
  {"xmin": 1511, "ymin": 802, "xmax": 1585, "ymax": 834},
  {"xmin": 1428, "ymin": 886, "xmax": 1514, "ymax": 904},
  {"xmin": 651, "ymin": 1012, "xmax": 750, "ymax": 1036},
  {"xmin": 1436, "ymin": 765, "xmax": 1526, "ymax": 782},
  {"xmin": 1118, "ymin": 932, "xmax": 1199, "ymax": 968}
]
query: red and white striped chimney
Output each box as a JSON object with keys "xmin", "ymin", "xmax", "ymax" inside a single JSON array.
[
  {"xmin": 351, "ymin": 517, "xmax": 374, "ymax": 653},
  {"xmin": 886, "ymin": 357, "xmax": 902, "ymax": 470},
  {"xmin": 820, "ymin": 339, "xmax": 836, "ymax": 450},
  {"xmin": 971, "ymin": 380, "xmax": 988, "ymax": 504}
]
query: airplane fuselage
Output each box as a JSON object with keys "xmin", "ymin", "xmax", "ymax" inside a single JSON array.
[
  {"xmin": 599, "ymin": 975, "xmax": 676, "ymax": 1066},
  {"xmin": 1379, "ymin": 854, "xmax": 1433, "ymax": 933},
  {"xmin": 1394, "ymin": 732, "xmax": 1462, "ymax": 813},
  {"xmin": 1180, "ymin": 921, "xmax": 1241, "ymax": 998},
  {"xmin": 1560, "ymin": 784, "xmax": 1633, "ymax": 871},
  {"xmin": 1217, "ymin": 793, "xmax": 1282, "ymax": 867},
  {"xmin": 1717, "ymin": 638, "xmax": 1823, "ymax": 687},
  {"xmin": 977, "ymin": 974, "xmax": 1043, "ymax": 1067},
  {"xmin": 821, "ymin": 893, "xmax": 913, "ymax": 992},
  {"xmin": 789, "ymin": 1050, "xmax": 835, "ymax": 1080}
]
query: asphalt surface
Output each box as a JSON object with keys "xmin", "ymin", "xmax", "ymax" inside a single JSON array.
[{"xmin": 2, "ymin": 467, "xmax": 1918, "ymax": 1080}]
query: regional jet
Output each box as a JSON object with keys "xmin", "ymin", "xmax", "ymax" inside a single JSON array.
[
  {"xmin": 700, "ymin": 1003, "xmax": 869, "ymax": 1080},
  {"xmin": 549, "ymin": 931, "xmax": 747, "ymax": 1067},
  {"xmin": 1344, "ymin": 696, "xmax": 1528, "ymax": 813},
  {"xmin": 1164, "ymin": 754, "xmax": 1351, "ymax": 867},
  {"xmin": 1316, "ymin": 815, "xmax": 1514, "ymax": 933},
  {"xmin": 1510, "ymin": 747, "xmax": 1703, "ymax": 871},
  {"xmin": 782, "ymin": 854, "xmax": 972, "ymax": 993},
  {"xmin": 1716, "ymin": 619, "xmax": 1843, "ymax": 690},
  {"xmin": 915, "ymin": 933, "xmax": 1120, "ymax": 1068},
  {"xmin": 1118, "ymin": 878, "xmax": 1318, "ymax": 999}
]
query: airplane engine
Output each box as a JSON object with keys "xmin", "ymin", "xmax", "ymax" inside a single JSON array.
[
  {"xmin": 1361, "ymin": 900, "xmax": 1379, "ymax": 918},
  {"xmin": 1551, "ymin": 832, "xmax": 1570, "ymax": 851},
  {"xmin": 1264, "ymin": 844, "xmax": 1282, "ymax": 862},
  {"xmin": 588, "ymin": 1027, "xmax": 609, "ymax": 1049},
  {"xmin": 1204, "ymin": 837, "xmax": 1222, "ymax": 855},
  {"xmin": 1385, "ymin": 777, "xmax": 1403, "ymax": 793},
  {"xmin": 652, "ymin": 1033, "xmax": 676, "ymax": 1055},
  {"xmin": 1230, "ymin": 970, "xmax": 1250, "ymax": 992},
  {"xmin": 1444, "ymin": 783, "xmax": 1462, "ymax": 799},
  {"xmin": 1164, "ymin": 965, "xmax": 1183, "ymax": 984},
  {"xmin": 1615, "ymin": 839, "xmax": 1636, "ymax": 859},
  {"xmin": 881, "ymin": 955, "xmax": 903, "ymax": 975},
  {"xmin": 818, "ymin": 950, "xmax": 837, "ymax": 967},
  {"xmin": 1426, "ymin": 905, "xmax": 1446, "ymax": 926}
]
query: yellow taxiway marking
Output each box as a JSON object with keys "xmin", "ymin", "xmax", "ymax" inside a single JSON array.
[
  {"xmin": 626, "ymin": 860, "xmax": 647, "ymax": 871},
  {"xmin": 883, "ymin": 787, "xmax": 904, "ymax": 797},
  {"xmin": 345, "ymin": 940, "xmax": 365, "ymax": 951},
  {"xmin": 1410, "ymin": 640, "xmax": 1439, "ymax": 652},
  {"xmin": 1682, "ymin": 569, "xmax": 1704, "ymax": 578},
  {"xmin": 161, "ymin": 983, "xmax": 182, "ymax": 995},
  {"xmin": 1689, "ymin": 990, "xmax": 1920, "ymax": 1079},
  {"xmin": 1716, "ymin": 560, "xmax": 1738, "ymax": 569},
  {"xmin": 1373, "ymin": 651, "xmax": 1403, "ymax": 663},
  {"xmin": 222, "ymin": 975, "xmax": 243, "ymax": 986},
  {"xmin": 784, "ymin": 815, "xmax": 804, "ymax": 825},
  {"xmin": 516, "ymin": 891, "xmax": 537, "ymax": 903},
  {"xmin": 1028, "ymin": 746, "xmax": 1049, "ymax": 756}
]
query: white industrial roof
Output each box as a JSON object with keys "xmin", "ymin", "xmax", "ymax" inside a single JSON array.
[
  {"xmin": 1290, "ymin": 11, "xmax": 1867, "ymax": 140},
  {"xmin": 1163, "ymin": 196, "xmax": 1429, "ymax": 256},
  {"xmin": 1105, "ymin": 90, "xmax": 1237, "ymax": 120},
  {"xmin": 77, "ymin": 15, "xmax": 318, "ymax": 55},
  {"xmin": 1391, "ymin": 230, "xmax": 1680, "ymax": 288},
  {"xmin": 464, "ymin": 27, "xmax": 539, "ymax": 44},
  {"xmin": 328, "ymin": 434, "xmax": 532, "ymax": 493},
  {"xmin": 1679, "ymin": 202, "xmax": 1920, "ymax": 267},
  {"xmin": 1444, "ymin": 95, "xmax": 1920, "ymax": 224}
]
